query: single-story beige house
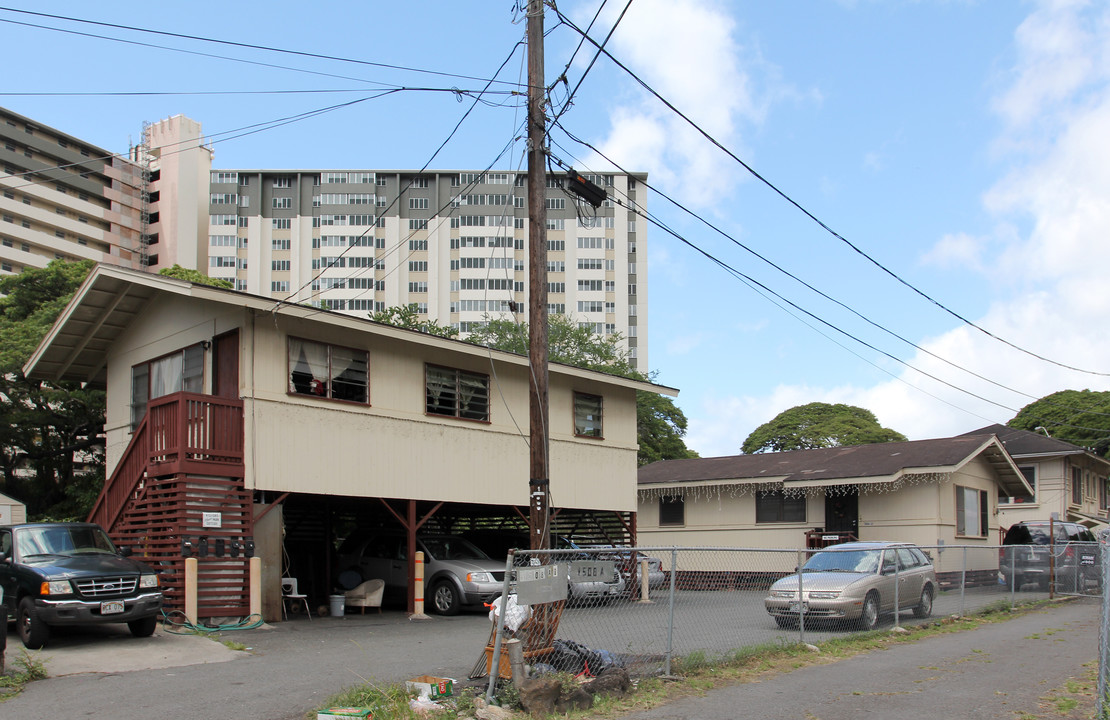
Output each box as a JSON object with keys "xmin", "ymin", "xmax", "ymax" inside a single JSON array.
[
  {"xmin": 24, "ymin": 264, "xmax": 674, "ymax": 619},
  {"xmin": 638, "ymin": 435, "xmax": 1033, "ymax": 584}
]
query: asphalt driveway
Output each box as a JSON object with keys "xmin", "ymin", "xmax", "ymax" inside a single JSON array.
[{"xmin": 1, "ymin": 595, "xmax": 1101, "ymax": 719}]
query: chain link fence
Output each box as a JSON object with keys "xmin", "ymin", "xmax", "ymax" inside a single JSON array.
[{"xmin": 478, "ymin": 540, "xmax": 1104, "ymax": 696}]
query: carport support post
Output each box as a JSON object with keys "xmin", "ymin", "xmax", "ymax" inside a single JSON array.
[
  {"xmin": 412, "ymin": 551, "xmax": 429, "ymax": 619},
  {"xmin": 185, "ymin": 556, "xmax": 198, "ymax": 626},
  {"xmin": 250, "ymin": 556, "xmax": 262, "ymax": 620}
]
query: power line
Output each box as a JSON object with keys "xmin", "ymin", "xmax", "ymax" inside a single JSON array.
[
  {"xmin": 549, "ymin": 124, "xmax": 1110, "ymax": 424},
  {"xmin": 550, "ymin": 0, "xmax": 634, "ymax": 127},
  {"xmin": 0, "ymin": 6, "xmax": 524, "ymax": 88},
  {"xmin": 0, "ymin": 87, "xmax": 518, "ymax": 98},
  {"xmin": 1, "ymin": 94, "xmax": 400, "ymax": 194},
  {"xmin": 549, "ymin": 4, "xmax": 1110, "ymax": 379},
  {"xmin": 274, "ymin": 38, "xmax": 528, "ymax": 313},
  {"xmin": 548, "ymin": 128, "xmax": 1110, "ymax": 432}
]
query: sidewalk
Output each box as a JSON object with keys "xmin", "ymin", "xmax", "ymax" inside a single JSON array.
[{"xmin": 620, "ymin": 597, "xmax": 1099, "ymax": 720}]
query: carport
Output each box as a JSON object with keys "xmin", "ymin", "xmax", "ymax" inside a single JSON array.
[{"xmin": 265, "ymin": 492, "xmax": 636, "ymax": 615}]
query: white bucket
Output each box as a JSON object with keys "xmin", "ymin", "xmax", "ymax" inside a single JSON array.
[{"xmin": 329, "ymin": 594, "xmax": 345, "ymax": 617}]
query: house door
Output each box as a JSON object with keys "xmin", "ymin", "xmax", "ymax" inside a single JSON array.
[
  {"xmin": 824, "ymin": 492, "xmax": 859, "ymax": 537},
  {"xmin": 213, "ymin": 330, "xmax": 240, "ymax": 400}
]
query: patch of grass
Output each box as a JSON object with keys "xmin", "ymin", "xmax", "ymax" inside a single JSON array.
[
  {"xmin": 0, "ymin": 650, "xmax": 49, "ymax": 701},
  {"xmin": 221, "ymin": 639, "xmax": 248, "ymax": 652}
]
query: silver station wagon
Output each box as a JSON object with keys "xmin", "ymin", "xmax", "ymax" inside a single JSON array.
[{"xmin": 764, "ymin": 541, "xmax": 938, "ymax": 631}]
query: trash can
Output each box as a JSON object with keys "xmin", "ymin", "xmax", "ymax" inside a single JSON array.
[{"xmin": 329, "ymin": 594, "xmax": 346, "ymax": 617}]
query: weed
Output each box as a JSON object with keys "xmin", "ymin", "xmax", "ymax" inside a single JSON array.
[
  {"xmin": 493, "ymin": 677, "xmax": 521, "ymax": 709},
  {"xmin": 0, "ymin": 651, "xmax": 49, "ymax": 701}
]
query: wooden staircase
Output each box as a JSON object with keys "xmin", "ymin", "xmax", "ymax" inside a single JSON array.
[{"xmin": 89, "ymin": 392, "xmax": 253, "ymax": 619}]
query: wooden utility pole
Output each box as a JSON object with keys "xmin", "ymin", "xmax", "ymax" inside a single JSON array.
[{"xmin": 527, "ymin": 0, "xmax": 551, "ymax": 551}]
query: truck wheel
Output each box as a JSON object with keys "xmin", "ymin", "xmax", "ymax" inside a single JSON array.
[
  {"xmin": 18, "ymin": 597, "xmax": 49, "ymax": 649},
  {"xmin": 128, "ymin": 615, "xmax": 158, "ymax": 638}
]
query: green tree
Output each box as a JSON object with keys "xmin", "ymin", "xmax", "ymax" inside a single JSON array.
[
  {"xmin": 1007, "ymin": 389, "xmax": 1110, "ymax": 457},
  {"xmin": 742, "ymin": 402, "xmax": 907, "ymax": 454},
  {"xmin": 637, "ymin": 390, "xmax": 699, "ymax": 466},
  {"xmin": 466, "ymin": 314, "xmax": 638, "ymax": 377},
  {"xmin": 158, "ymin": 264, "xmax": 234, "ymax": 289},
  {"xmin": 0, "ymin": 260, "xmax": 105, "ymax": 519},
  {"xmin": 463, "ymin": 313, "xmax": 695, "ymax": 466},
  {"xmin": 369, "ymin": 304, "xmax": 458, "ymax": 338}
]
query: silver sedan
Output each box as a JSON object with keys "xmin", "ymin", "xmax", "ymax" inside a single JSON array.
[{"xmin": 764, "ymin": 542, "xmax": 938, "ymax": 631}]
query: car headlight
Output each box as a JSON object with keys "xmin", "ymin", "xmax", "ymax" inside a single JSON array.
[
  {"xmin": 139, "ymin": 574, "xmax": 160, "ymax": 589},
  {"xmin": 808, "ymin": 591, "xmax": 840, "ymax": 599},
  {"xmin": 770, "ymin": 590, "xmax": 796, "ymax": 599},
  {"xmin": 467, "ymin": 572, "xmax": 494, "ymax": 583},
  {"xmin": 40, "ymin": 580, "xmax": 72, "ymax": 596}
]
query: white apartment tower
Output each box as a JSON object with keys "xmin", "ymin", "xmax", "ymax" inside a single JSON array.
[{"xmin": 205, "ymin": 168, "xmax": 648, "ymax": 369}]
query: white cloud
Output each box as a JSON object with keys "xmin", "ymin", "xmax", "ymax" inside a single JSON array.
[
  {"xmin": 920, "ymin": 232, "xmax": 988, "ymax": 271},
  {"xmin": 583, "ymin": 0, "xmax": 784, "ymax": 209},
  {"xmin": 689, "ymin": 0, "xmax": 1110, "ymax": 457}
]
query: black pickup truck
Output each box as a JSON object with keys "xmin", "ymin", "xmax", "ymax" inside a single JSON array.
[
  {"xmin": 0, "ymin": 522, "xmax": 163, "ymax": 649},
  {"xmin": 1000, "ymin": 520, "xmax": 1100, "ymax": 593}
]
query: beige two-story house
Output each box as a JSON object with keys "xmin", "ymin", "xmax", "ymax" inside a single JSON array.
[{"xmin": 25, "ymin": 264, "xmax": 674, "ymax": 619}]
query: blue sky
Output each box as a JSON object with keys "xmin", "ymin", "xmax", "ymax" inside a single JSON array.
[{"xmin": 4, "ymin": 1, "xmax": 1109, "ymax": 457}]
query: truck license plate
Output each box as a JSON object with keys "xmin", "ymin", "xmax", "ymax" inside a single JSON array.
[{"xmin": 101, "ymin": 601, "xmax": 125, "ymax": 615}]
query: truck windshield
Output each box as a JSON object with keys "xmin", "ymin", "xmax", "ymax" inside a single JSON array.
[{"xmin": 16, "ymin": 526, "xmax": 117, "ymax": 558}]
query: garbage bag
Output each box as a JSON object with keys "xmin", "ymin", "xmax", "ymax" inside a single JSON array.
[{"xmin": 488, "ymin": 594, "xmax": 531, "ymax": 633}]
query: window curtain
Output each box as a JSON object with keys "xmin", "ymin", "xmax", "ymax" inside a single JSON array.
[
  {"xmin": 458, "ymin": 371, "xmax": 488, "ymax": 421},
  {"xmin": 150, "ymin": 353, "xmax": 184, "ymax": 399},
  {"xmin": 290, "ymin": 339, "xmax": 330, "ymax": 395}
]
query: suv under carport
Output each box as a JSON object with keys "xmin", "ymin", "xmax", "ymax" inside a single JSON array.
[{"xmin": 336, "ymin": 531, "xmax": 506, "ymax": 615}]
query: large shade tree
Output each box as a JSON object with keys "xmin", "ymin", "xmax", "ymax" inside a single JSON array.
[
  {"xmin": 742, "ymin": 402, "xmax": 907, "ymax": 454},
  {"xmin": 0, "ymin": 260, "xmax": 104, "ymax": 519},
  {"xmin": 370, "ymin": 309, "xmax": 697, "ymax": 465},
  {"xmin": 1007, "ymin": 389, "xmax": 1110, "ymax": 457}
]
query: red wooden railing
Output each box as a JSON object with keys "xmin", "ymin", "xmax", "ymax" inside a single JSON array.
[{"xmin": 88, "ymin": 392, "xmax": 244, "ymax": 532}]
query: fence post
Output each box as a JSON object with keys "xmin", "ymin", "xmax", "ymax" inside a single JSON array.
[
  {"xmin": 797, "ymin": 548, "xmax": 806, "ymax": 644},
  {"xmin": 960, "ymin": 546, "xmax": 966, "ymax": 618},
  {"xmin": 1010, "ymin": 549, "xmax": 1016, "ymax": 610},
  {"xmin": 893, "ymin": 550, "xmax": 901, "ymax": 630},
  {"xmin": 485, "ymin": 550, "xmax": 516, "ymax": 704},
  {"xmin": 665, "ymin": 547, "xmax": 677, "ymax": 676},
  {"xmin": 1098, "ymin": 536, "xmax": 1109, "ymax": 719}
]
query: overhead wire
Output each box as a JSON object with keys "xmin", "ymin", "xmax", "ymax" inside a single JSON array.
[
  {"xmin": 0, "ymin": 87, "xmax": 519, "ymax": 98},
  {"xmin": 546, "ymin": 133, "xmax": 1110, "ymax": 435},
  {"xmin": 548, "ymin": 4, "xmax": 1110, "ymax": 379},
  {"xmin": 549, "ymin": 123, "xmax": 1110, "ymax": 423},
  {"xmin": 0, "ymin": 6, "xmax": 525, "ymax": 89},
  {"xmin": 275, "ymin": 36, "xmax": 528, "ymax": 313},
  {"xmin": 549, "ymin": 0, "xmax": 633, "ymax": 128}
]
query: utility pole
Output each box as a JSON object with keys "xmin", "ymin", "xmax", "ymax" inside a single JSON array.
[{"xmin": 527, "ymin": 0, "xmax": 551, "ymax": 551}]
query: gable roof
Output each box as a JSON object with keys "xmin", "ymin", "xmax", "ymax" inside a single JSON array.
[
  {"xmin": 23, "ymin": 264, "xmax": 676, "ymax": 397},
  {"xmin": 639, "ymin": 435, "xmax": 1032, "ymax": 497},
  {"xmin": 961, "ymin": 425, "xmax": 1110, "ymax": 468}
]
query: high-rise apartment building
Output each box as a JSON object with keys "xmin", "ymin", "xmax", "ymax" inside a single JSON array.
[
  {"xmin": 0, "ymin": 106, "xmax": 146, "ymax": 275},
  {"xmin": 0, "ymin": 108, "xmax": 648, "ymax": 369},
  {"xmin": 205, "ymin": 168, "xmax": 648, "ymax": 368}
]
